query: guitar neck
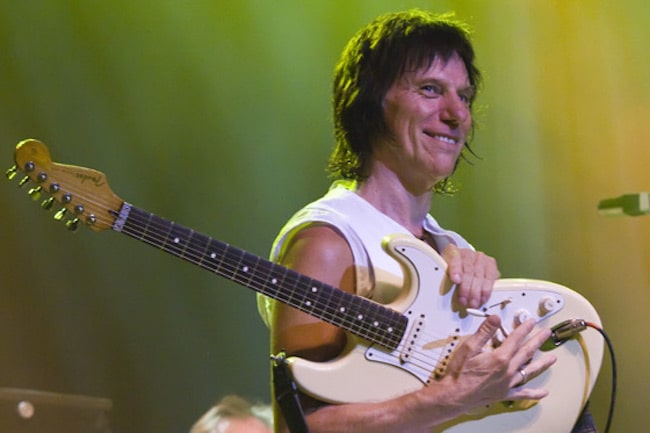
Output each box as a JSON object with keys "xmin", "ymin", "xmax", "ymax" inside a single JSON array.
[{"xmin": 112, "ymin": 202, "xmax": 406, "ymax": 350}]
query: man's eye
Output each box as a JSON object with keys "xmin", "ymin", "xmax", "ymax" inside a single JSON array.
[{"xmin": 421, "ymin": 85, "xmax": 442, "ymax": 95}]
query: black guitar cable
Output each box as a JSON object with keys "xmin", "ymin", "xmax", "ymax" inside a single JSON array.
[
  {"xmin": 585, "ymin": 322, "xmax": 616, "ymax": 433},
  {"xmin": 546, "ymin": 319, "xmax": 617, "ymax": 433}
]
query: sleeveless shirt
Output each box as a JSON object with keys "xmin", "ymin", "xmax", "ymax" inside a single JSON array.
[{"xmin": 257, "ymin": 180, "xmax": 472, "ymax": 327}]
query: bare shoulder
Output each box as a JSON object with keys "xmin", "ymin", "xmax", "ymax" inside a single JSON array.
[{"xmin": 280, "ymin": 224, "xmax": 354, "ymax": 283}]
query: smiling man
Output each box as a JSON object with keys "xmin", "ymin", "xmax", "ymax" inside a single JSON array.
[{"xmin": 257, "ymin": 9, "xmax": 562, "ymax": 433}]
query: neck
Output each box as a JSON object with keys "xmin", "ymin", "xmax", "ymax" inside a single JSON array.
[{"xmin": 355, "ymin": 168, "xmax": 433, "ymax": 237}]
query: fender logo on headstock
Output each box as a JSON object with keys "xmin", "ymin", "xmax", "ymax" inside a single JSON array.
[{"xmin": 67, "ymin": 169, "xmax": 105, "ymax": 187}]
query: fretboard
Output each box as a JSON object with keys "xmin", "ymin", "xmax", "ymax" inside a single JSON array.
[{"xmin": 112, "ymin": 202, "xmax": 407, "ymax": 351}]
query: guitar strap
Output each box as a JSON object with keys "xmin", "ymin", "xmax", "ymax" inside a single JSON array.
[{"xmin": 271, "ymin": 351, "xmax": 309, "ymax": 433}]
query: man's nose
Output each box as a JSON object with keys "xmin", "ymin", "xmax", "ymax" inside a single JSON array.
[{"xmin": 440, "ymin": 94, "xmax": 469, "ymax": 126}]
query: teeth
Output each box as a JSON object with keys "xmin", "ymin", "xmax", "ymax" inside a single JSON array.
[{"xmin": 433, "ymin": 134, "xmax": 457, "ymax": 144}]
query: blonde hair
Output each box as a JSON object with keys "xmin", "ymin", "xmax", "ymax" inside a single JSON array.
[{"xmin": 189, "ymin": 395, "xmax": 272, "ymax": 433}]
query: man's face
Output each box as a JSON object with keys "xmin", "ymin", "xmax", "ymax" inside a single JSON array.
[{"xmin": 377, "ymin": 52, "xmax": 473, "ymax": 192}]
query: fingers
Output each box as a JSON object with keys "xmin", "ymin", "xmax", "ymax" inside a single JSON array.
[
  {"xmin": 508, "ymin": 353, "xmax": 557, "ymax": 389},
  {"xmin": 446, "ymin": 315, "xmax": 501, "ymax": 377},
  {"xmin": 506, "ymin": 385, "xmax": 550, "ymax": 401},
  {"xmin": 506, "ymin": 352, "xmax": 557, "ymax": 402},
  {"xmin": 442, "ymin": 245, "xmax": 500, "ymax": 308},
  {"xmin": 443, "ymin": 316, "xmax": 557, "ymax": 408},
  {"xmin": 502, "ymin": 319, "xmax": 554, "ymax": 369},
  {"xmin": 499, "ymin": 319, "xmax": 556, "ymax": 399}
]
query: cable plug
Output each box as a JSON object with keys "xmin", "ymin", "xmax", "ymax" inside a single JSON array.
[{"xmin": 541, "ymin": 318, "xmax": 587, "ymax": 350}]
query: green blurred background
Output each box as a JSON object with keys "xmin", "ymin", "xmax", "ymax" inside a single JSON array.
[{"xmin": 1, "ymin": 1, "xmax": 649, "ymax": 432}]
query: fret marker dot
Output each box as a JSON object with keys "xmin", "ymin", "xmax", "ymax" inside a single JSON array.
[
  {"xmin": 387, "ymin": 327, "xmax": 393, "ymax": 333},
  {"xmin": 271, "ymin": 278, "xmax": 278, "ymax": 284},
  {"xmin": 339, "ymin": 307, "xmax": 346, "ymax": 313},
  {"xmin": 357, "ymin": 314, "xmax": 363, "ymax": 320},
  {"xmin": 210, "ymin": 253, "xmax": 216, "ymax": 259},
  {"xmin": 305, "ymin": 301, "xmax": 312, "ymax": 306},
  {"xmin": 173, "ymin": 237, "xmax": 180, "ymax": 243},
  {"xmin": 311, "ymin": 287, "xmax": 318, "ymax": 292},
  {"xmin": 242, "ymin": 266, "xmax": 249, "ymax": 272},
  {"xmin": 373, "ymin": 321, "xmax": 379, "ymax": 327}
]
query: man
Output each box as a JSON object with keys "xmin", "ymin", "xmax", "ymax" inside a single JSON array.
[{"xmin": 258, "ymin": 9, "xmax": 570, "ymax": 432}]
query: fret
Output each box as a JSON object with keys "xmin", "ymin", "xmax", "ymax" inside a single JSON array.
[
  {"xmin": 364, "ymin": 303, "xmax": 394, "ymax": 344},
  {"xmin": 281, "ymin": 271, "xmax": 309, "ymax": 310},
  {"xmin": 186, "ymin": 231, "xmax": 211, "ymax": 265},
  {"xmin": 250, "ymin": 259, "xmax": 276, "ymax": 297},
  {"xmin": 230, "ymin": 250, "xmax": 261, "ymax": 288},
  {"xmin": 122, "ymin": 207, "xmax": 151, "ymax": 241},
  {"xmin": 283, "ymin": 268, "xmax": 315, "ymax": 311},
  {"xmin": 343, "ymin": 298, "xmax": 366, "ymax": 336},
  {"xmin": 298, "ymin": 279, "xmax": 329, "ymax": 318},
  {"xmin": 218, "ymin": 244, "xmax": 243, "ymax": 280},
  {"xmin": 142, "ymin": 213, "xmax": 172, "ymax": 249},
  {"xmin": 260, "ymin": 262, "xmax": 292, "ymax": 302},
  {"xmin": 306, "ymin": 281, "xmax": 340, "ymax": 322},
  {"xmin": 165, "ymin": 223, "xmax": 192, "ymax": 257},
  {"xmin": 318, "ymin": 280, "xmax": 341, "ymax": 322},
  {"xmin": 200, "ymin": 238, "xmax": 229, "ymax": 273}
]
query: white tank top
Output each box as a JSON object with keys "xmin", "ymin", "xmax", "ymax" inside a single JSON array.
[{"xmin": 257, "ymin": 180, "xmax": 472, "ymax": 327}]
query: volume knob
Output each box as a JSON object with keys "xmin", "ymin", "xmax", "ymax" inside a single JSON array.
[{"xmin": 514, "ymin": 309, "xmax": 532, "ymax": 327}]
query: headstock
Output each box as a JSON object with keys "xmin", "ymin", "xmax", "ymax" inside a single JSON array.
[{"xmin": 6, "ymin": 139, "xmax": 123, "ymax": 233}]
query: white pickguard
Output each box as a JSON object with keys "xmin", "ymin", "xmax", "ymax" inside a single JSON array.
[{"xmin": 288, "ymin": 235, "xmax": 603, "ymax": 433}]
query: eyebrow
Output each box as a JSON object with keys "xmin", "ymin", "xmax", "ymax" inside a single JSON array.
[
  {"xmin": 413, "ymin": 75, "xmax": 475, "ymax": 98},
  {"xmin": 458, "ymin": 85, "xmax": 476, "ymax": 100}
]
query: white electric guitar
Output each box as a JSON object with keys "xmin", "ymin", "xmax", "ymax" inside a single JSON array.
[{"xmin": 9, "ymin": 139, "xmax": 604, "ymax": 432}]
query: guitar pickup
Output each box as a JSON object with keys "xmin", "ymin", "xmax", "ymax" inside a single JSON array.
[{"xmin": 399, "ymin": 314, "xmax": 426, "ymax": 364}]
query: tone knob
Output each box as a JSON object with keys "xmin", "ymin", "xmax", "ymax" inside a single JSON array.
[{"xmin": 539, "ymin": 297, "xmax": 558, "ymax": 315}]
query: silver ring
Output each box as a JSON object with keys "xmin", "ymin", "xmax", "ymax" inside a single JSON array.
[{"xmin": 517, "ymin": 368, "xmax": 528, "ymax": 386}]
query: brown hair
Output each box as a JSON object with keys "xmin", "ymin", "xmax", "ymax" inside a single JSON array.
[{"xmin": 329, "ymin": 9, "xmax": 481, "ymax": 189}]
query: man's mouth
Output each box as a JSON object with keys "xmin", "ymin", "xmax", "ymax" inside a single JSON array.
[{"xmin": 424, "ymin": 131, "xmax": 459, "ymax": 145}]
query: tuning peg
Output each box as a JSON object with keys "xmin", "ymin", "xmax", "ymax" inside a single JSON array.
[
  {"xmin": 41, "ymin": 197, "xmax": 55, "ymax": 210},
  {"xmin": 86, "ymin": 214, "xmax": 97, "ymax": 226},
  {"xmin": 28, "ymin": 186, "xmax": 43, "ymax": 200},
  {"xmin": 5, "ymin": 165, "xmax": 17, "ymax": 180},
  {"xmin": 65, "ymin": 218, "xmax": 80, "ymax": 232},
  {"xmin": 18, "ymin": 176, "xmax": 30, "ymax": 187},
  {"xmin": 53, "ymin": 208, "xmax": 67, "ymax": 221}
]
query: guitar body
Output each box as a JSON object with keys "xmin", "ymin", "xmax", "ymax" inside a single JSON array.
[
  {"xmin": 288, "ymin": 235, "xmax": 604, "ymax": 433},
  {"xmin": 10, "ymin": 139, "xmax": 605, "ymax": 433}
]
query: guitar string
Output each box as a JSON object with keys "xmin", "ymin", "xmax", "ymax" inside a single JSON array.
[{"xmin": 39, "ymin": 176, "xmax": 455, "ymax": 377}]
